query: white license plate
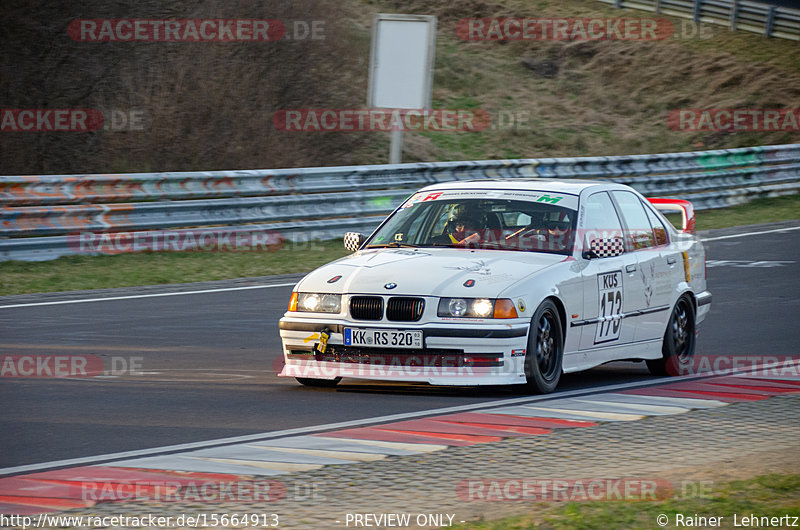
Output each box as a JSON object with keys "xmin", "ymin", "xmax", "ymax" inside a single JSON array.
[{"xmin": 344, "ymin": 328, "xmax": 423, "ymax": 349}]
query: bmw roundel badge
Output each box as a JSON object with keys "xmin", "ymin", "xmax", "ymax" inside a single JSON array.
[{"xmin": 384, "ymin": 282, "xmax": 397, "ymax": 290}]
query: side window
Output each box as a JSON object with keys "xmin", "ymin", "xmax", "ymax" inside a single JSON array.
[
  {"xmin": 643, "ymin": 201, "xmax": 669, "ymax": 246},
  {"xmin": 582, "ymin": 192, "xmax": 624, "ymax": 252},
  {"xmin": 611, "ymin": 191, "xmax": 656, "ymax": 250}
]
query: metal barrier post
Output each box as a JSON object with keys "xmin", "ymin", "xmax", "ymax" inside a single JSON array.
[
  {"xmin": 729, "ymin": 0, "xmax": 738, "ymax": 31},
  {"xmin": 764, "ymin": 6, "xmax": 776, "ymax": 37}
]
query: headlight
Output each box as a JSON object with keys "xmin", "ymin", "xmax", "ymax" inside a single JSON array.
[
  {"xmin": 438, "ymin": 298, "xmax": 518, "ymax": 319},
  {"xmin": 472, "ymin": 299, "xmax": 494, "ymax": 317},
  {"xmin": 448, "ymin": 298, "xmax": 468, "ymax": 317},
  {"xmin": 290, "ymin": 292, "xmax": 341, "ymax": 313}
]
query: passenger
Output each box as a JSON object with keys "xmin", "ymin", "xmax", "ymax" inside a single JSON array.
[{"xmin": 543, "ymin": 217, "xmax": 571, "ymax": 251}]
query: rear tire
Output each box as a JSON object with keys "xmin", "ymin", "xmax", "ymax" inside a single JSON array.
[
  {"xmin": 519, "ymin": 299, "xmax": 563, "ymax": 394},
  {"xmin": 647, "ymin": 295, "xmax": 696, "ymax": 376},
  {"xmin": 296, "ymin": 377, "xmax": 341, "ymax": 388}
]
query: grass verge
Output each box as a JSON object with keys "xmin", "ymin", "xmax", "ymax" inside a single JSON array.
[
  {"xmin": 453, "ymin": 474, "xmax": 800, "ymax": 529},
  {"xmin": 383, "ymin": 0, "xmax": 800, "ymax": 164},
  {"xmin": 664, "ymin": 193, "xmax": 800, "ymax": 231},
  {"xmin": 0, "ymin": 239, "xmax": 350, "ymax": 296},
  {"xmin": 0, "ymin": 194, "xmax": 797, "ymax": 296}
]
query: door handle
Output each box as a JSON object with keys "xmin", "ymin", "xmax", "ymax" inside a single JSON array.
[
  {"xmin": 667, "ymin": 256, "xmax": 677, "ymax": 265},
  {"xmin": 626, "ymin": 264, "xmax": 637, "ymax": 273}
]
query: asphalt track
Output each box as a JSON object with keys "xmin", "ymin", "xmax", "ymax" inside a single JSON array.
[{"xmin": 0, "ymin": 221, "xmax": 798, "ymax": 469}]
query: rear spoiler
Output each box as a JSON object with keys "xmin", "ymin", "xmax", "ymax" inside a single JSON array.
[{"xmin": 647, "ymin": 198, "xmax": 696, "ymax": 235}]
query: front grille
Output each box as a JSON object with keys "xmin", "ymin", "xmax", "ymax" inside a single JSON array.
[
  {"xmin": 386, "ymin": 297, "xmax": 425, "ymax": 322},
  {"xmin": 349, "ymin": 296, "xmax": 384, "ymax": 320}
]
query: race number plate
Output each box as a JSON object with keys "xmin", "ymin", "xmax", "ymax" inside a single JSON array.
[
  {"xmin": 595, "ymin": 271, "xmax": 623, "ymax": 344},
  {"xmin": 344, "ymin": 328, "xmax": 423, "ymax": 349}
]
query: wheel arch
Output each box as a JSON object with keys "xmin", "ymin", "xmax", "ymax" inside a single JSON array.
[
  {"xmin": 664, "ymin": 289, "xmax": 697, "ymax": 336},
  {"xmin": 543, "ymin": 295, "xmax": 568, "ymax": 342},
  {"xmin": 677, "ymin": 288, "xmax": 697, "ymax": 311}
]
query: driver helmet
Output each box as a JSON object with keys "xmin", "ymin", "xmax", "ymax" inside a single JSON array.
[
  {"xmin": 545, "ymin": 212, "xmax": 571, "ymax": 234},
  {"xmin": 450, "ymin": 209, "xmax": 481, "ymax": 232}
]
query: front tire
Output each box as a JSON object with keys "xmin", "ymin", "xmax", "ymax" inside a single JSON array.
[
  {"xmin": 519, "ymin": 299, "xmax": 563, "ymax": 394},
  {"xmin": 647, "ymin": 295, "xmax": 696, "ymax": 376},
  {"xmin": 296, "ymin": 377, "xmax": 341, "ymax": 388}
]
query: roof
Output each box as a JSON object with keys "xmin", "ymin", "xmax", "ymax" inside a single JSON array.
[{"xmin": 419, "ymin": 178, "xmax": 627, "ymax": 195}]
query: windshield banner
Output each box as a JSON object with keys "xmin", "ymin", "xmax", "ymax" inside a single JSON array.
[{"xmin": 401, "ymin": 189, "xmax": 579, "ymax": 210}]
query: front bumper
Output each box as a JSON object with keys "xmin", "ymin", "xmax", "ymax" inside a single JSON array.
[
  {"xmin": 278, "ymin": 317, "xmax": 530, "ymax": 386},
  {"xmin": 695, "ymin": 290, "xmax": 712, "ymax": 324}
]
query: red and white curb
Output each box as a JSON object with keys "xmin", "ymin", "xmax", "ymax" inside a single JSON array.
[{"xmin": 1, "ymin": 368, "xmax": 798, "ymax": 515}]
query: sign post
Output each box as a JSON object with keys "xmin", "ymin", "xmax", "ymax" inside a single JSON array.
[{"xmin": 367, "ymin": 14, "xmax": 437, "ymax": 164}]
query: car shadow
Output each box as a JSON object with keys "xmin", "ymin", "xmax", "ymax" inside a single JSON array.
[{"xmin": 329, "ymin": 361, "xmax": 654, "ymax": 398}]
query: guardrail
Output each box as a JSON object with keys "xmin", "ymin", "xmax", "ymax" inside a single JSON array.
[
  {"xmin": 598, "ymin": 0, "xmax": 800, "ymax": 41},
  {"xmin": 2, "ymin": 143, "xmax": 799, "ymax": 261}
]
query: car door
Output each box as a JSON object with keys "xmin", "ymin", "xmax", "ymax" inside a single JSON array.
[
  {"xmin": 577, "ymin": 191, "xmax": 640, "ymax": 351},
  {"xmin": 609, "ymin": 190, "xmax": 674, "ymax": 343}
]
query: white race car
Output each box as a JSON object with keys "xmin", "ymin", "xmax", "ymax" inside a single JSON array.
[{"xmin": 278, "ymin": 179, "xmax": 711, "ymax": 393}]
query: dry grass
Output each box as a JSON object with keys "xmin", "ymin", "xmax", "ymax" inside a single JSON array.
[
  {"xmin": 387, "ymin": 0, "xmax": 800, "ymax": 161},
  {"xmin": 1, "ymin": 0, "xmax": 798, "ymax": 173}
]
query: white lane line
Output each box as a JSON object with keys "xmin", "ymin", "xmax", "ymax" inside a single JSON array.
[
  {"xmin": 514, "ymin": 406, "xmax": 645, "ymax": 421},
  {"xmin": 245, "ymin": 446, "xmax": 387, "ymax": 462},
  {"xmin": 298, "ymin": 438, "xmax": 447, "ymax": 453},
  {"xmin": 570, "ymin": 399, "xmax": 688, "ymax": 415},
  {"xmin": 0, "ymin": 283, "xmax": 297, "ymax": 309},
  {"xmin": 0, "ymin": 369, "xmax": 752, "ymax": 477},
  {"xmin": 588, "ymin": 393, "xmax": 727, "ymax": 408},
  {"xmin": 701, "ymin": 225, "xmax": 800, "ymax": 242}
]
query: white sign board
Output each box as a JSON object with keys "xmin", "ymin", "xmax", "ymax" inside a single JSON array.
[{"xmin": 368, "ymin": 14, "xmax": 436, "ymax": 109}]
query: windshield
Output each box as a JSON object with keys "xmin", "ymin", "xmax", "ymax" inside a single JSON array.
[{"xmin": 365, "ymin": 189, "xmax": 578, "ymax": 255}]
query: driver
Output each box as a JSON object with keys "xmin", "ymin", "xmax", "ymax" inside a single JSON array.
[{"xmin": 447, "ymin": 211, "xmax": 482, "ymax": 247}]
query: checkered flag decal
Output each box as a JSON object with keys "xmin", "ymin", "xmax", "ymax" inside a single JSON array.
[
  {"xmin": 344, "ymin": 232, "xmax": 364, "ymax": 252},
  {"xmin": 591, "ymin": 237, "xmax": 624, "ymax": 258}
]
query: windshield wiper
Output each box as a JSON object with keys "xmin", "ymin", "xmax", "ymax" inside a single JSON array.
[
  {"xmin": 365, "ymin": 242, "xmax": 423, "ymax": 249},
  {"xmin": 473, "ymin": 243, "xmax": 520, "ymax": 251}
]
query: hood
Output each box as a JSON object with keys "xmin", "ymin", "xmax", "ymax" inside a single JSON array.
[{"xmin": 295, "ymin": 247, "xmax": 565, "ymax": 298}]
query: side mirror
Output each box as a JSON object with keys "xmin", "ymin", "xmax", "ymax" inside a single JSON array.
[
  {"xmin": 585, "ymin": 237, "xmax": 624, "ymax": 259},
  {"xmin": 343, "ymin": 232, "xmax": 365, "ymax": 252}
]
